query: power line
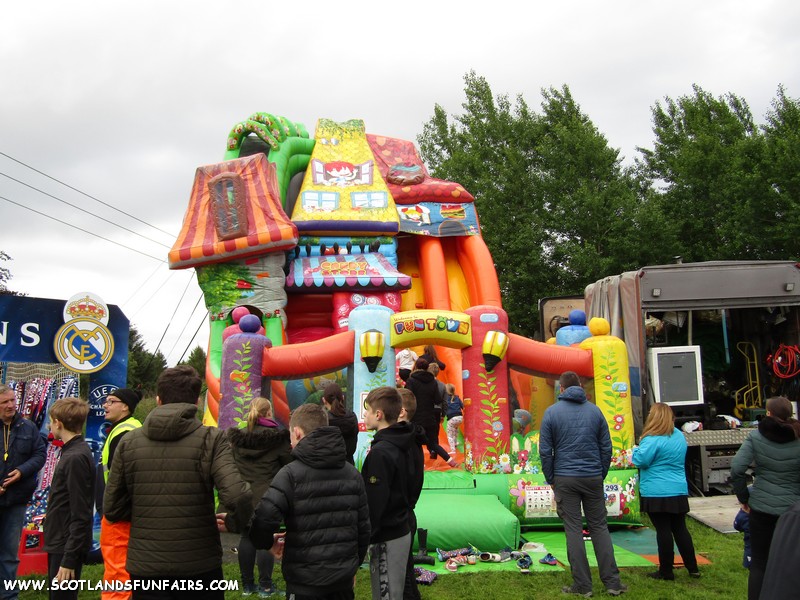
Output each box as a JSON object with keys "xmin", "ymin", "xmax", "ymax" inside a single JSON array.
[
  {"xmin": 128, "ymin": 269, "xmax": 190, "ymax": 320},
  {"xmin": 164, "ymin": 292, "xmax": 204, "ymax": 361},
  {"xmin": 124, "ymin": 261, "xmax": 169, "ymax": 307},
  {"xmin": 0, "ymin": 151, "xmax": 175, "ymax": 237},
  {"xmin": 177, "ymin": 310, "xmax": 210, "ymax": 365},
  {"xmin": 0, "ymin": 195, "xmax": 165, "ymax": 262},
  {"xmin": 0, "ymin": 170, "xmax": 171, "ymax": 249},
  {"xmin": 144, "ymin": 271, "xmax": 196, "ymax": 370}
]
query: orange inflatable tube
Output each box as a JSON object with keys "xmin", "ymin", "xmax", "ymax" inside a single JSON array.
[
  {"xmin": 418, "ymin": 237, "xmax": 450, "ymax": 310},
  {"xmin": 507, "ymin": 333, "xmax": 593, "ymax": 378},
  {"xmin": 206, "ymin": 361, "xmax": 221, "ymax": 421},
  {"xmin": 457, "ymin": 235, "xmax": 502, "ymax": 307},
  {"xmin": 262, "ymin": 330, "xmax": 355, "ymax": 378},
  {"xmin": 271, "ymin": 381, "xmax": 290, "ymax": 425}
]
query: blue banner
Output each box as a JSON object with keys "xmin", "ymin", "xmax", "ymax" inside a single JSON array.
[{"xmin": 0, "ymin": 294, "xmax": 129, "ymax": 458}]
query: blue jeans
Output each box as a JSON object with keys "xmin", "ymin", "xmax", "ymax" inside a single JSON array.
[{"xmin": 0, "ymin": 503, "xmax": 28, "ymax": 600}]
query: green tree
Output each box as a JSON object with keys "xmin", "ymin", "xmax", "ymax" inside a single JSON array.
[
  {"xmin": 762, "ymin": 85, "xmax": 800, "ymax": 258},
  {"xmin": 0, "ymin": 251, "xmax": 23, "ymax": 296},
  {"xmin": 418, "ymin": 73, "xmax": 658, "ymax": 336},
  {"xmin": 419, "ymin": 73, "xmax": 553, "ymax": 336},
  {"xmin": 126, "ymin": 326, "xmax": 167, "ymax": 396},
  {"xmin": 534, "ymin": 86, "xmax": 670, "ymax": 292},
  {"xmin": 178, "ymin": 345, "xmax": 208, "ymax": 397},
  {"xmin": 637, "ymin": 85, "xmax": 771, "ymax": 261}
]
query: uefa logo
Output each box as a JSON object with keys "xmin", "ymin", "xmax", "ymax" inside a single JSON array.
[{"xmin": 53, "ymin": 292, "xmax": 115, "ymax": 374}]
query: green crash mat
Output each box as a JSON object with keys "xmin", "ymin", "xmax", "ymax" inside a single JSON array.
[
  {"xmin": 523, "ymin": 531, "xmax": 653, "ymax": 567},
  {"xmin": 414, "ymin": 493, "xmax": 520, "ymax": 553}
]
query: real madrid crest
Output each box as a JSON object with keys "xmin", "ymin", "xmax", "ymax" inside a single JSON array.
[{"xmin": 54, "ymin": 292, "xmax": 115, "ymax": 374}]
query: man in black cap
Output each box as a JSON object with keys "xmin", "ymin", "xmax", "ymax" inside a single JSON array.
[{"xmin": 97, "ymin": 388, "xmax": 141, "ymax": 600}]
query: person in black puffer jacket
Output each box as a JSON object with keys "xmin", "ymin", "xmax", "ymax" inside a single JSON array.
[
  {"xmin": 405, "ymin": 358, "xmax": 456, "ymax": 467},
  {"xmin": 321, "ymin": 383, "xmax": 359, "ymax": 465},
  {"xmin": 228, "ymin": 397, "xmax": 292, "ymax": 596},
  {"xmin": 249, "ymin": 403, "xmax": 370, "ymax": 599}
]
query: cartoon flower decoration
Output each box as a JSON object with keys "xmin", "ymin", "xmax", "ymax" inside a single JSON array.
[
  {"xmin": 509, "ymin": 479, "xmax": 527, "ymax": 507},
  {"xmin": 234, "ymin": 382, "xmax": 249, "ymax": 394},
  {"xmin": 513, "ymin": 464, "xmax": 523, "ymax": 474},
  {"xmin": 499, "ymin": 454, "xmax": 511, "ymax": 467},
  {"xmin": 492, "ymin": 421, "xmax": 504, "ymax": 432},
  {"xmin": 230, "ymin": 370, "xmax": 249, "ymax": 383}
]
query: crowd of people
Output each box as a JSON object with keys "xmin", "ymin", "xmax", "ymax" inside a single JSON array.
[{"xmin": 2, "ymin": 366, "xmax": 800, "ymax": 600}]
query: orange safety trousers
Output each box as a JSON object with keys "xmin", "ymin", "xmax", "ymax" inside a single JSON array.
[{"xmin": 100, "ymin": 517, "xmax": 132, "ymax": 600}]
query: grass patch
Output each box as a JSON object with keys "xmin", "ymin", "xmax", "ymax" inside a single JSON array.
[{"xmin": 18, "ymin": 517, "xmax": 749, "ymax": 599}]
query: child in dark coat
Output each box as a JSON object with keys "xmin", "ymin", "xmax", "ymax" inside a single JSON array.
[
  {"xmin": 248, "ymin": 403, "xmax": 370, "ymax": 599},
  {"xmin": 228, "ymin": 397, "xmax": 292, "ymax": 596},
  {"xmin": 362, "ymin": 387, "xmax": 415, "ymax": 600},
  {"xmin": 733, "ymin": 507, "xmax": 752, "ymax": 568},
  {"xmin": 43, "ymin": 398, "xmax": 94, "ymax": 600}
]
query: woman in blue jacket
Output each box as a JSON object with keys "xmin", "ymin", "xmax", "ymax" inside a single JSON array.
[{"xmin": 632, "ymin": 403, "xmax": 699, "ymax": 580}]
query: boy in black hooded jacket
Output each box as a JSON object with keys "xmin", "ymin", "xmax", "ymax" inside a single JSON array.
[
  {"xmin": 362, "ymin": 386, "xmax": 415, "ymax": 600},
  {"xmin": 248, "ymin": 403, "xmax": 370, "ymax": 599}
]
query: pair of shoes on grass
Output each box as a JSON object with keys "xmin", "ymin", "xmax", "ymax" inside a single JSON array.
[
  {"xmin": 445, "ymin": 556, "xmax": 469, "ymax": 572},
  {"xmin": 647, "ymin": 571, "xmax": 674, "ymax": 581}
]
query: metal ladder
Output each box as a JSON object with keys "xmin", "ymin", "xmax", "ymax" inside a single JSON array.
[{"xmin": 734, "ymin": 341, "xmax": 762, "ymax": 418}]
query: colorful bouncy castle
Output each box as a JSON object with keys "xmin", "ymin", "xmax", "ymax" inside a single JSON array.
[{"xmin": 168, "ymin": 113, "xmax": 640, "ymax": 541}]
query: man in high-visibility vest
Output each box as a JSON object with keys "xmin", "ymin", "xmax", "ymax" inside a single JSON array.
[{"xmin": 97, "ymin": 388, "xmax": 142, "ymax": 600}]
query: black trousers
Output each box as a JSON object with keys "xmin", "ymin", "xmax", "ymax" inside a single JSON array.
[
  {"xmin": 47, "ymin": 553, "xmax": 84, "ymax": 600},
  {"xmin": 130, "ymin": 567, "xmax": 224, "ymax": 600},
  {"xmin": 647, "ymin": 512, "xmax": 698, "ymax": 574},
  {"xmin": 748, "ymin": 509, "xmax": 780, "ymax": 600},
  {"xmin": 403, "ymin": 511, "xmax": 421, "ymax": 600}
]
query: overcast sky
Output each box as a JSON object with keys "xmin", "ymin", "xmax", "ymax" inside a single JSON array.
[{"xmin": 2, "ymin": 1, "xmax": 798, "ymax": 365}]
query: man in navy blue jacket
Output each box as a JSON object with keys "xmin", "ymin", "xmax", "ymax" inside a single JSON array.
[
  {"xmin": 539, "ymin": 372, "xmax": 626, "ymax": 597},
  {"xmin": 0, "ymin": 384, "xmax": 46, "ymax": 600}
]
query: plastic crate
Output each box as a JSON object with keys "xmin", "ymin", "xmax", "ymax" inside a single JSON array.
[{"xmin": 18, "ymin": 529, "xmax": 48, "ymax": 576}]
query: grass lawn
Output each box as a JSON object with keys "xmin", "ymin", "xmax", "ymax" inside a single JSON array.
[{"xmin": 18, "ymin": 517, "xmax": 749, "ymax": 599}]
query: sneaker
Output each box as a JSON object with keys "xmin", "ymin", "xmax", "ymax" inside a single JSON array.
[
  {"xmin": 606, "ymin": 583, "xmax": 628, "ymax": 596},
  {"xmin": 242, "ymin": 584, "xmax": 256, "ymax": 596},
  {"xmin": 447, "ymin": 558, "xmax": 464, "ymax": 572},
  {"xmin": 258, "ymin": 586, "xmax": 285, "ymax": 598},
  {"xmin": 562, "ymin": 586, "xmax": 593, "ymax": 597},
  {"xmin": 688, "ymin": 570, "xmax": 701, "ymax": 578},
  {"xmin": 539, "ymin": 553, "xmax": 558, "ymax": 566},
  {"xmin": 516, "ymin": 554, "xmax": 533, "ymax": 574},
  {"xmin": 646, "ymin": 571, "xmax": 674, "ymax": 581}
]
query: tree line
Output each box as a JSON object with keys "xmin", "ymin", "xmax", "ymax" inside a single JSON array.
[{"xmin": 417, "ymin": 72, "xmax": 800, "ymax": 338}]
